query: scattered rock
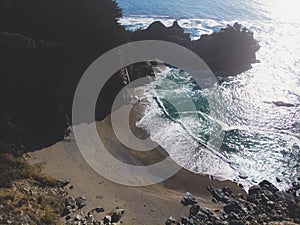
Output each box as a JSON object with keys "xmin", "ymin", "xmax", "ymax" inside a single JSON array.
[
  {"xmin": 74, "ymin": 214, "xmax": 82, "ymax": 221},
  {"xmin": 212, "ymin": 198, "xmax": 218, "ymax": 203},
  {"xmin": 65, "ymin": 215, "xmax": 71, "ymax": 220},
  {"xmin": 167, "ymin": 179, "xmax": 300, "ymax": 225},
  {"xmin": 181, "ymin": 192, "xmax": 198, "ymax": 206},
  {"xmin": 61, "ymin": 206, "xmax": 72, "ymax": 217},
  {"xmin": 200, "ymin": 207, "xmax": 215, "ymax": 217},
  {"xmin": 103, "ymin": 215, "xmax": 111, "ymax": 225},
  {"xmin": 239, "ymin": 174, "xmax": 248, "ymax": 179},
  {"xmin": 111, "ymin": 208, "xmax": 125, "ymax": 223},
  {"xmin": 207, "ymin": 186, "xmax": 231, "ymax": 203},
  {"xmin": 189, "ymin": 204, "xmax": 200, "ymax": 216},
  {"xmin": 272, "ymin": 101, "xmax": 294, "ymax": 107},
  {"xmin": 75, "ymin": 196, "xmax": 87, "ymax": 209},
  {"xmin": 65, "ymin": 196, "xmax": 76, "ymax": 208},
  {"xmin": 58, "ymin": 179, "xmax": 70, "ymax": 187},
  {"xmin": 165, "ymin": 216, "xmax": 176, "ymax": 225},
  {"xmin": 181, "ymin": 216, "xmax": 189, "ymax": 224},
  {"xmin": 94, "ymin": 207, "xmax": 105, "ymax": 213}
]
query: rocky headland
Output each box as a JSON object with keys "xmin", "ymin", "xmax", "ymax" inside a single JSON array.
[{"xmin": 131, "ymin": 21, "xmax": 260, "ymax": 77}]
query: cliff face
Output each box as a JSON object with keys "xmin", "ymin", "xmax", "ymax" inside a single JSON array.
[
  {"xmin": 0, "ymin": 0, "xmax": 127, "ymax": 149},
  {"xmin": 0, "ymin": 1, "xmax": 260, "ymax": 149}
]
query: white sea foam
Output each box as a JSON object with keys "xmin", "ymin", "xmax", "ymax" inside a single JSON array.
[
  {"xmin": 118, "ymin": 16, "xmax": 234, "ymax": 39},
  {"xmin": 116, "ymin": 10, "xmax": 300, "ymax": 189},
  {"xmin": 136, "ymin": 71, "xmax": 237, "ymax": 181}
]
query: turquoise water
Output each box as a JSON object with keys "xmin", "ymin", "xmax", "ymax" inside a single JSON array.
[{"xmin": 116, "ymin": 0, "xmax": 300, "ymax": 189}]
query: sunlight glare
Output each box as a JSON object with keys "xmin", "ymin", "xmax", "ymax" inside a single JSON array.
[{"xmin": 270, "ymin": 0, "xmax": 300, "ymax": 23}]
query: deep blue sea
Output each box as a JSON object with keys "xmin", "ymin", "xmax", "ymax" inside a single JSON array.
[{"xmin": 116, "ymin": 0, "xmax": 300, "ymax": 189}]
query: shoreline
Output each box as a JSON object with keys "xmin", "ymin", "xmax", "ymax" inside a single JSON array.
[
  {"xmin": 130, "ymin": 78, "xmax": 241, "ymax": 188},
  {"xmin": 27, "ymin": 102, "xmax": 300, "ymax": 224},
  {"xmin": 26, "ymin": 70, "xmax": 300, "ymax": 224},
  {"xmin": 136, "ymin": 66, "xmax": 298, "ymax": 192},
  {"xmin": 134, "ymin": 67, "xmax": 248, "ymax": 189},
  {"xmin": 28, "ymin": 103, "xmax": 246, "ymax": 224}
]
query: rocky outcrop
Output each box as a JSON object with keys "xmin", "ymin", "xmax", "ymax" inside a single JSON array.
[
  {"xmin": 132, "ymin": 21, "xmax": 191, "ymax": 46},
  {"xmin": 132, "ymin": 21, "xmax": 260, "ymax": 76},
  {"xmin": 166, "ymin": 180, "xmax": 300, "ymax": 224}
]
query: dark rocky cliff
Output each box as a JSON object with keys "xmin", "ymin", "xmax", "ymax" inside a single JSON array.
[
  {"xmin": 132, "ymin": 21, "xmax": 260, "ymax": 76},
  {"xmin": 0, "ymin": 1, "xmax": 260, "ymax": 150}
]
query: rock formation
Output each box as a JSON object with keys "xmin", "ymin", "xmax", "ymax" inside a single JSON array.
[{"xmin": 132, "ymin": 21, "xmax": 260, "ymax": 76}]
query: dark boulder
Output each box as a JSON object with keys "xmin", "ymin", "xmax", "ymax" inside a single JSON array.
[
  {"xmin": 181, "ymin": 192, "xmax": 198, "ymax": 206},
  {"xmin": 200, "ymin": 207, "xmax": 215, "ymax": 217},
  {"xmin": 75, "ymin": 196, "xmax": 87, "ymax": 209},
  {"xmin": 273, "ymin": 101, "xmax": 295, "ymax": 107},
  {"xmin": 224, "ymin": 201, "xmax": 245, "ymax": 215},
  {"xmin": 180, "ymin": 217, "xmax": 189, "ymax": 224},
  {"xmin": 165, "ymin": 216, "xmax": 176, "ymax": 225},
  {"xmin": 259, "ymin": 180, "xmax": 279, "ymax": 193},
  {"xmin": 248, "ymin": 185, "xmax": 263, "ymax": 196},
  {"xmin": 111, "ymin": 208, "xmax": 125, "ymax": 223},
  {"xmin": 61, "ymin": 206, "xmax": 71, "ymax": 217},
  {"xmin": 65, "ymin": 196, "xmax": 76, "ymax": 208},
  {"xmin": 189, "ymin": 204, "xmax": 200, "ymax": 216},
  {"xmin": 94, "ymin": 207, "xmax": 105, "ymax": 213},
  {"xmin": 207, "ymin": 186, "xmax": 230, "ymax": 203}
]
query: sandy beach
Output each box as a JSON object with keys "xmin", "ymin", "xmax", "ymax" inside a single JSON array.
[{"xmin": 28, "ymin": 103, "xmax": 245, "ymax": 224}]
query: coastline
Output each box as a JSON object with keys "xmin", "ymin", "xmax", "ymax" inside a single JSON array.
[
  {"xmin": 1, "ymin": 0, "xmax": 299, "ymax": 223},
  {"xmin": 28, "ymin": 103, "xmax": 246, "ymax": 224}
]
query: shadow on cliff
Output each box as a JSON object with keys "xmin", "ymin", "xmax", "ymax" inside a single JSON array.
[{"xmin": 0, "ymin": 0, "xmax": 260, "ymax": 150}]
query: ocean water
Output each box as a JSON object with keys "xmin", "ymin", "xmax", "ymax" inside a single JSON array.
[{"xmin": 116, "ymin": 0, "xmax": 300, "ymax": 189}]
